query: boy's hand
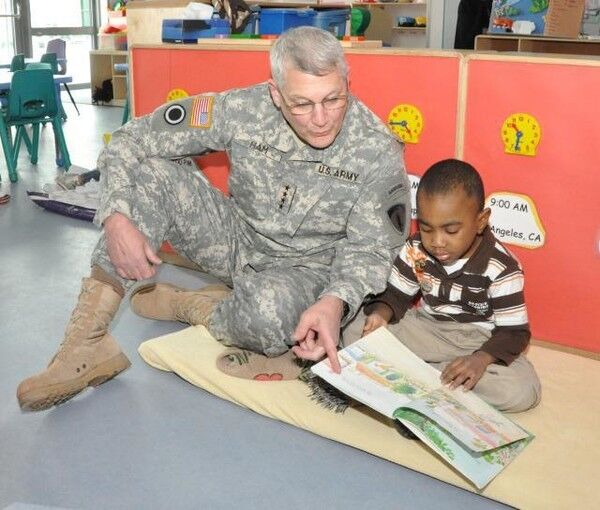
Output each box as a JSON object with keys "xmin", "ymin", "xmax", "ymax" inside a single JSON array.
[
  {"xmin": 362, "ymin": 303, "xmax": 393, "ymax": 336},
  {"xmin": 362, "ymin": 313, "xmax": 388, "ymax": 336},
  {"xmin": 441, "ymin": 351, "xmax": 496, "ymax": 391}
]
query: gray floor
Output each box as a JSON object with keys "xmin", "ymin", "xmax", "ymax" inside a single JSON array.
[{"xmin": 0, "ymin": 95, "xmax": 513, "ymax": 510}]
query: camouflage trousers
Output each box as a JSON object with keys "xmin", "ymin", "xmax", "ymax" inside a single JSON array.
[{"xmin": 92, "ymin": 158, "xmax": 330, "ymax": 356}]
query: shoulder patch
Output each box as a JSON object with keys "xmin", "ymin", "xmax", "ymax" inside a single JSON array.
[
  {"xmin": 189, "ymin": 96, "xmax": 214, "ymax": 129},
  {"xmin": 164, "ymin": 104, "xmax": 186, "ymax": 125}
]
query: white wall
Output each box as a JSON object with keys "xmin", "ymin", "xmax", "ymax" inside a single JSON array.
[
  {"xmin": 427, "ymin": 0, "xmax": 461, "ymax": 49},
  {"xmin": 442, "ymin": 0, "xmax": 461, "ymax": 49}
]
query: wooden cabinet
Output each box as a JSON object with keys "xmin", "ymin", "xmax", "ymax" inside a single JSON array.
[
  {"xmin": 475, "ymin": 34, "xmax": 600, "ymax": 57},
  {"xmin": 89, "ymin": 49, "xmax": 128, "ymax": 104}
]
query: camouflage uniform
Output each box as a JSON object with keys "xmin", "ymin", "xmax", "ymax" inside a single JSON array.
[{"xmin": 92, "ymin": 83, "xmax": 410, "ymax": 356}]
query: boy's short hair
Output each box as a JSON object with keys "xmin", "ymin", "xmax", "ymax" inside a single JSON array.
[{"xmin": 417, "ymin": 159, "xmax": 485, "ymax": 211}]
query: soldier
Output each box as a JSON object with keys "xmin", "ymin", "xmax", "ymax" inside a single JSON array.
[{"xmin": 17, "ymin": 26, "xmax": 410, "ymax": 411}]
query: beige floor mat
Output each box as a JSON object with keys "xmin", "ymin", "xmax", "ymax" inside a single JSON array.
[{"xmin": 138, "ymin": 326, "xmax": 600, "ymax": 510}]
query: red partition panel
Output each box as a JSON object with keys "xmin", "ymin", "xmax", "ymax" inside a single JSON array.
[
  {"xmin": 345, "ymin": 52, "xmax": 460, "ymax": 176},
  {"xmin": 131, "ymin": 47, "xmax": 271, "ymax": 117},
  {"xmin": 131, "ymin": 46, "xmax": 461, "ymax": 192},
  {"xmin": 463, "ymin": 55, "xmax": 600, "ymax": 352}
]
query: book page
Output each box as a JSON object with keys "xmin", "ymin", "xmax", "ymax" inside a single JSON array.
[
  {"xmin": 313, "ymin": 327, "xmax": 526, "ymax": 447},
  {"xmin": 312, "ymin": 328, "xmax": 440, "ymax": 418},
  {"xmin": 398, "ymin": 388, "xmax": 528, "ymax": 452},
  {"xmin": 394, "ymin": 407, "xmax": 533, "ymax": 489},
  {"xmin": 312, "ymin": 327, "xmax": 533, "ymax": 487}
]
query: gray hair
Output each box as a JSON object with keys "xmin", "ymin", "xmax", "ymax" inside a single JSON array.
[{"xmin": 270, "ymin": 26, "xmax": 348, "ymax": 88}]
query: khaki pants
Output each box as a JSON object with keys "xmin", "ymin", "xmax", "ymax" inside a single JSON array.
[{"xmin": 343, "ymin": 307, "xmax": 541, "ymax": 413}]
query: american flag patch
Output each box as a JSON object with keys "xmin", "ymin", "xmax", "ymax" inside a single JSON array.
[{"xmin": 189, "ymin": 96, "xmax": 214, "ymax": 128}]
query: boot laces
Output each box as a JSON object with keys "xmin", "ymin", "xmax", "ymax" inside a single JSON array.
[
  {"xmin": 174, "ymin": 293, "xmax": 218, "ymax": 325},
  {"xmin": 61, "ymin": 285, "xmax": 110, "ymax": 348}
]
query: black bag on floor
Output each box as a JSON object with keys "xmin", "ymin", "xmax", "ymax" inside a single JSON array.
[{"xmin": 92, "ymin": 79, "xmax": 114, "ymax": 104}]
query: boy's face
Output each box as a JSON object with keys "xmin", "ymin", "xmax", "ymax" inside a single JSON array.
[{"xmin": 417, "ymin": 187, "xmax": 490, "ymax": 266}]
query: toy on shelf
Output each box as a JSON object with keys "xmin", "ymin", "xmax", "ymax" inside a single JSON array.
[
  {"xmin": 108, "ymin": 0, "xmax": 127, "ymax": 14},
  {"xmin": 351, "ymin": 7, "xmax": 371, "ymax": 36},
  {"xmin": 100, "ymin": 0, "xmax": 127, "ymax": 49},
  {"xmin": 397, "ymin": 16, "xmax": 416, "ymax": 27}
]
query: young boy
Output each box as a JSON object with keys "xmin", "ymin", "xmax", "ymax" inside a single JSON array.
[{"xmin": 344, "ymin": 159, "xmax": 541, "ymax": 413}]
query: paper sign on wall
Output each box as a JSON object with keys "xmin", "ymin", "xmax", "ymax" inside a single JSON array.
[
  {"xmin": 486, "ymin": 191, "xmax": 546, "ymax": 249},
  {"xmin": 408, "ymin": 173, "xmax": 420, "ymax": 219},
  {"xmin": 545, "ymin": 0, "xmax": 586, "ymax": 37}
]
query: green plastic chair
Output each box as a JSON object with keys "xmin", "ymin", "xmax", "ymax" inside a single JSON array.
[
  {"xmin": 27, "ymin": 60, "xmax": 68, "ymax": 123},
  {"xmin": 42, "ymin": 50, "xmax": 80, "ymax": 117},
  {"xmin": 38, "ymin": 53, "xmax": 72, "ymax": 120},
  {"xmin": 40, "ymin": 52, "xmax": 59, "ymax": 73},
  {"xmin": 25, "ymin": 62, "xmax": 52, "ymax": 70},
  {"xmin": 0, "ymin": 55, "xmax": 26, "ymax": 108},
  {"xmin": 10, "ymin": 54, "xmax": 25, "ymax": 72},
  {"xmin": 0, "ymin": 68, "xmax": 71, "ymax": 183}
]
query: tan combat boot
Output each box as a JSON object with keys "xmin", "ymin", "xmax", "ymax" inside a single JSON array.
[
  {"xmin": 17, "ymin": 277, "xmax": 131, "ymax": 411},
  {"xmin": 130, "ymin": 283, "xmax": 231, "ymax": 326}
]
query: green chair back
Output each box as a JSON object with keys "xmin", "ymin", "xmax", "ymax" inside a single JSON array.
[
  {"xmin": 7, "ymin": 68, "xmax": 58, "ymax": 121},
  {"xmin": 26, "ymin": 62, "xmax": 52, "ymax": 71},
  {"xmin": 40, "ymin": 52, "xmax": 59, "ymax": 74},
  {"xmin": 10, "ymin": 54, "xmax": 25, "ymax": 72}
]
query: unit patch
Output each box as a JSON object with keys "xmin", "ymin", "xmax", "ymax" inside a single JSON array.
[
  {"xmin": 315, "ymin": 164, "xmax": 359, "ymax": 183},
  {"xmin": 189, "ymin": 96, "xmax": 214, "ymax": 128},
  {"xmin": 164, "ymin": 104, "xmax": 186, "ymax": 125}
]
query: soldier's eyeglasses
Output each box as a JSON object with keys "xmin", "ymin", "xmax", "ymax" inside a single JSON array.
[{"xmin": 279, "ymin": 92, "xmax": 348, "ymax": 116}]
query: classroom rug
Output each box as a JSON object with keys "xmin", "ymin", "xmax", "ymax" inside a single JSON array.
[{"xmin": 138, "ymin": 326, "xmax": 600, "ymax": 510}]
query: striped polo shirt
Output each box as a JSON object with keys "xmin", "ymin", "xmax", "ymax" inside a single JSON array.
[{"xmin": 365, "ymin": 228, "xmax": 530, "ymax": 365}]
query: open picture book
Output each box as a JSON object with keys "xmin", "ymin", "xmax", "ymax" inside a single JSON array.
[{"xmin": 311, "ymin": 327, "xmax": 534, "ymax": 489}]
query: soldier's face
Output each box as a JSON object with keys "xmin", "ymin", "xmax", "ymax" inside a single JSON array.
[{"xmin": 269, "ymin": 67, "xmax": 348, "ymax": 149}]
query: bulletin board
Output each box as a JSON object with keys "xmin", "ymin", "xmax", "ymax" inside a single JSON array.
[
  {"xmin": 130, "ymin": 45, "xmax": 462, "ymax": 192},
  {"xmin": 462, "ymin": 54, "xmax": 600, "ymax": 352}
]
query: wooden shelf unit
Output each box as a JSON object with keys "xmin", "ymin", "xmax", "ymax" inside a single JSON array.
[
  {"xmin": 89, "ymin": 49, "xmax": 128, "ymax": 103},
  {"xmin": 358, "ymin": 1, "xmax": 429, "ymax": 48},
  {"xmin": 475, "ymin": 34, "xmax": 600, "ymax": 57}
]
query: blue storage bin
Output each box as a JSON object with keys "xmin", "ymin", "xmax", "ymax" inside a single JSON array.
[
  {"xmin": 312, "ymin": 9, "xmax": 350, "ymax": 37},
  {"xmin": 198, "ymin": 17, "xmax": 231, "ymax": 38},
  {"xmin": 162, "ymin": 18, "xmax": 230, "ymax": 42},
  {"xmin": 259, "ymin": 8, "xmax": 316, "ymax": 35}
]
